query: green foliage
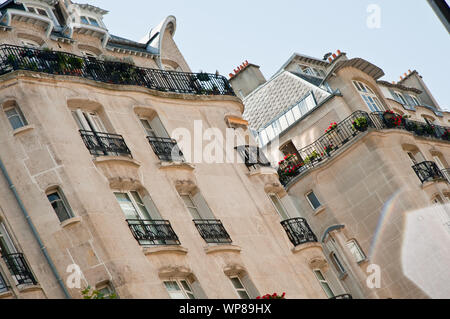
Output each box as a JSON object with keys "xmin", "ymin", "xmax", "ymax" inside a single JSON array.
[{"xmin": 81, "ymin": 286, "xmax": 117, "ymax": 299}]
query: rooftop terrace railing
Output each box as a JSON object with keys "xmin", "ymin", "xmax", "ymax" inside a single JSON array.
[
  {"xmin": 0, "ymin": 44, "xmax": 235, "ymax": 96},
  {"xmin": 278, "ymin": 110, "xmax": 450, "ymax": 187}
]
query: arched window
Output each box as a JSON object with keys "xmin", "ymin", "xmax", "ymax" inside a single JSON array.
[
  {"xmin": 3, "ymin": 101, "xmax": 28, "ymax": 130},
  {"xmin": 353, "ymin": 81, "xmax": 384, "ymax": 112},
  {"xmin": 46, "ymin": 187, "xmax": 74, "ymax": 223}
]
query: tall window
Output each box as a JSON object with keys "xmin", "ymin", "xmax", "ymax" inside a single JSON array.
[
  {"xmin": 269, "ymin": 195, "xmax": 290, "ymax": 220},
  {"xmin": 393, "ymin": 91, "xmax": 407, "ymax": 105},
  {"xmin": 330, "ymin": 252, "xmax": 346, "ymax": 276},
  {"xmin": 180, "ymin": 193, "xmax": 215, "ymax": 220},
  {"xmin": 409, "ymin": 95, "xmax": 421, "ymax": 106},
  {"xmin": 26, "ymin": 6, "xmax": 49, "ymax": 17},
  {"xmin": 313, "ymin": 269, "xmax": 334, "ymax": 298},
  {"xmin": 0, "ymin": 222, "xmax": 17, "ymax": 256},
  {"xmin": 114, "ymin": 191, "xmax": 161, "ymax": 221},
  {"xmin": 346, "ymin": 239, "xmax": 367, "ymax": 263},
  {"xmin": 306, "ymin": 191, "xmax": 322, "ymax": 210},
  {"xmin": 71, "ymin": 109, "xmax": 106, "ymax": 133},
  {"xmin": 139, "ymin": 115, "xmax": 170, "ymax": 138},
  {"xmin": 5, "ymin": 105, "xmax": 28, "ymax": 130},
  {"xmin": 353, "ymin": 81, "xmax": 383, "ymax": 112},
  {"xmin": 230, "ymin": 276, "xmax": 250, "ymax": 299},
  {"xmin": 164, "ymin": 280, "xmax": 196, "ymax": 299},
  {"xmin": 47, "ymin": 189, "xmax": 74, "ymax": 223}
]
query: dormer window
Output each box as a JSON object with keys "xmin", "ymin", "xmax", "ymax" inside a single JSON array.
[
  {"xmin": 409, "ymin": 95, "xmax": 421, "ymax": 106},
  {"xmin": 393, "ymin": 91, "xmax": 407, "ymax": 105},
  {"xmin": 353, "ymin": 81, "xmax": 384, "ymax": 112},
  {"xmin": 26, "ymin": 6, "xmax": 49, "ymax": 17},
  {"xmin": 81, "ymin": 16, "xmax": 100, "ymax": 27}
]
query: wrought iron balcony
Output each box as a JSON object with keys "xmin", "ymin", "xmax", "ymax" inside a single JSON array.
[
  {"xmin": 79, "ymin": 130, "xmax": 132, "ymax": 158},
  {"xmin": 193, "ymin": 219, "xmax": 232, "ymax": 244},
  {"xmin": 235, "ymin": 145, "xmax": 272, "ymax": 170},
  {"xmin": 330, "ymin": 294, "xmax": 353, "ymax": 299},
  {"xmin": 281, "ymin": 218, "xmax": 318, "ymax": 247},
  {"xmin": 147, "ymin": 136, "xmax": 185, "ymax": 162},
  {"xmin": 2, "ymin": 253, "xmax": 37, "ymax": 286},
  {"xmin": 127, "ymin": 219, "xmax": 180, "ymax": 246},
  {"xmin": 441, "ymin": 168, "xmax": 450, "ymax": 183},
  {"xmin": 0, "ymin": 44, "xmax": 235, "ymax": 96},
  {"xmin": 412, "ymin": 161, "xmax": 445, "ymax": 184},
  {"xmin": 0, "ymin": 271, "xmax": 9, "ymax": 293}
]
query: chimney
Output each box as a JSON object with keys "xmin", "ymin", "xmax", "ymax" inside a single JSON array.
[{"xmin": 229, "ymin": 61, "xmax": 266, "ymax": 99}]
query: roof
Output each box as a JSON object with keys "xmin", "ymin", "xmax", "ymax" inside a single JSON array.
[
  {"xmin": 274, "ymin": 52, "xmax": 330, "ymax": 76},
  {"xmin": 328, "ymin": 57, "xmax": 385, "ymax": 81},
  {"xmin": 74, "ymin": 3, "xmax": 108, "ymax": 15},
  {"xmin": 243, "ymin": 71, "xmax": 331, "ymax": 130},
  {"xmin": 377, "ymin": 80, "xmax": 422, "ymax": 94}
]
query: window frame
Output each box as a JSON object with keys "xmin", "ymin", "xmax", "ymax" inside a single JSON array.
[
  {"xmin": 46, "ymin": 188, "xmax": 74, "ymax": 223},
  {"xmin": 346, "ymin": 239, "xmax": 367, "ymax": 264},
  {"xmin": 313, "ymin": 269, "xmax": 335, "ymax": 298},
  {"xmin": 353, "ymin": 81, "xmax": 383, "ymax": 112},
  {"xmin": 305, "ymin": 191, "xmax": 322, "ymax": 210},
  {"xmin": 330, "ymin": 252, "xmax": 347, "ymax": 276},
  {"xmin": 394, "ymin": 91, "xmax": 407, "ymax": 105},
  {"xmin": 268, "ymin": 194, "xmax": 290, "ymax": 221},
  {"xmin": 4, "ymin": 105, "xmax": 28, "ymax": 130},
  {"xmin": 163, "ymin": 279, "xmax": 196, "ymax": 299},
  {"xmin": 229, "ymin": 276, "xmax": 251, "ymax": 299},
  {"xmin": 114, "ymin": 191, "xmax": 153, "ymax": 221}
]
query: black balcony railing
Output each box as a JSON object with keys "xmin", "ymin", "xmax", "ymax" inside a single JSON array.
[
  {"xmin": 235, "ymin": 145, "xmax": 272, "ymax": 170},
  {"xmin": 330, "ymin": 294, "xmax": 353, "ymax": 299},
  {"xmin": 127, "ymin": 219, "xmax": 180, "ymax": 246},
  {"xmin": 412, "ymin": 161, "xmax": 445, "ymax": 184},
  {"xmin": 0, "ymin": 44, "xmax": 235, "ymax": 96},
  {"xmin": 0, "ymin": 271, "xmax": 8, "ymax": 293},
  {"xmin": 281, "ymin": 218, "xmax": 318, "ymax": 247},
  {"xmin": 278, "ymin": 111, "xmax": 374, "ymax": 186},
  {"xmin": 278, "ymin": 110, "xmax": 450, "ymax": 187},
  {"xmin": 193, "ymin": 219, "xmax": 232, "ymax": 244},
  {"xmin": 80, "ymin": 130, "xmax": 132, "ymax": 157},
  {"xmin": 369, "ymin": 111, "xmax": 450, "ymax": 140},
  {"xmin": 147, "ymin": 136, "xmax": 184, "ymax": 162},
  {"xmin": 2, "ymin": 253, "xmax": 37, "ymax": 286}
]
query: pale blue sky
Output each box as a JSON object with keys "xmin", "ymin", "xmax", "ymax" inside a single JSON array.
[{"xmin": 88, "ymin": 0, "xmax": 449, "ymax": 109}]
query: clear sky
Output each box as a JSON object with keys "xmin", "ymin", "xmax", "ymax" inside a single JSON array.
[{"xmin": 87, "ymin": 0, "xmax": 449, "ymax": 109}]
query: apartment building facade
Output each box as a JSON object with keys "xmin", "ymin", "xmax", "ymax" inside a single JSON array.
[
  {"xmin": 0, "ymin": 0, "xmax": 352, "ymax": 299},
  {"xmin": 231, "ymin": 51, "xmax": 450, "ymax": 299}
]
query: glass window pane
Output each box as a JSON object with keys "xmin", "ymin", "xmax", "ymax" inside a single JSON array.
[
  {"xmin": 285, "ymin": 110, "xmax": 295, "ymax": 125},
  {"xmin": 279, "ymin": 115, "xmax": 288, "ymax": 131},
  {"xmin": 6, "ymin": 108, "xmax": 25, "ymax": 130},
  {"xmin": 314, "ymin": 270, "xmax": 325, "ymax": 281},
  {"xmin": 237, "ymin": 290, "xmax": 250, "ymax": 299},
  {"xmin": 231, "ymin": 277, "xmax": 244, "ymax": 289},
  {"xmin": 270, "ymin": 195, "xmax": 289, "ymax": 220},
  {"xmin": 180, "ymin": 280, "xmax": 192, "ymax": 292},
  {"xmin": 307, "ymin": 192, "xmax": 321, "ymax": 210},
  {"xmin": 81, "ymin": 16, "xmax": 89, "ymax": 24},
  {"xmin": 115, "ymin": 193, "xmax": 139, "ymax": 219},
  {"xmin": 131, "ymin": 191, "xmax": 151, "ymax": 220},
  {"xmin": 292, "ymin": 104, "xmax": 301, "ymax": 120},
  {"xmin": 321, "ymin": 282, "xmax": 334, "ymax": 298}
]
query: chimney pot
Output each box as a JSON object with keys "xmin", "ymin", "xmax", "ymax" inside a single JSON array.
[
  {"xmin": 404, "ymin": 73, "xmax": 407, "ymax": 77},
  {"xmin": 328, "ymin": 57, "xmax": 333, "ymax": 63},
  {"xmin": 229, "ymin": 73, "xmax": 234, "ymax": 78},
  {"xmin": 332, "ymin": 53, "xmax": 337, "ymax": 59},
  {"xmin": 400, "ymin": 76, "xmax": 403, "ymax": 80},
  {"xmin": 408, "ymin": 69, "xmax": 412, "ymax": 74},
  {"xmin": 337, "ymin": 50, "xmax": 342, "ymax": 55}
]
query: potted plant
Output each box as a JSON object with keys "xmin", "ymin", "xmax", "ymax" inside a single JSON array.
[
  {"xmin": 352, "ymin": 117, "xmax": 368, "ymax": 132},
  {"xmin": 324, "ymin": 144, "xmax": 334, "ymax": 156},
  {"xmin": 442, "ymin": 130, "xmax": 450, "ymax": 141},
  {"xmin": 7, "ymin": 54, "xmax": 19, "ymax": 68},
  {"xmin": 257, "ymin": 293, "xmax": 286, "ymax": 299},
  {"xmin": 383, "ymin": 110, "xmax": 403, "ymax": 128},
  {"xmin": 304, "ymin": 151, "xmax": 320, "ymax": 164},
  {"xmin": 404, "ymin": 120, "xmax": 417, "ymax": 132},
  {"xmin": 197, "ymin": 72, "xmax": 210, "ymax": 82},
  {"xmin": 325, "ymin": 122, "xmax": 338, "ymax": 134}
]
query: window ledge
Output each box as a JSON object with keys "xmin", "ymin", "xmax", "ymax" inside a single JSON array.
[
  {"xmin": 291, "ymin": 241, "xmax": 323, "ymax": 254},
  {"xmin": 94, "ymin": 156, "xmax": 141, "ymax": 167},
  {"xmin": 204, "ymin": 244, "xmax": 242, "ymax": 255},
  {"xmin": 248, "ymin": 166, "xmax": 278, "ymax": 177},
  {"xmin": 142, "ymin": 245, "xmax": 188, "ymax": 256},
  {"xmin": 12, "ymin": 124, "xmax": 35, "ymax": 136},
  {"xmin": 422, "ymin": 179, "xmax": 447, "ymax": 189},
  {"xmin": 0, "ymin": 290, "xmax": 13, "ymax": 299},
  {"xmin": 158, "ymin": 161, "xmax": 195, "ymax": 171},
  {"xmin": 17, "ymin": 283, "xmax": 42, "ymax": 293},
  {"xmin": 313, "ymin": 206, "xmax": 326, "ymax": 216},
  {"xmin": 60, "ymin": 216, "xmax": 82, "ymax": 228}
]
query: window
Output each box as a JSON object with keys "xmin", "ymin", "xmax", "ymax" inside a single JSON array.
[
  {"xmin": 80, "ymin": 16, "xmax": 100, "ymax": 27},
  {"xmin": 0, "ymin": 222, "xmax": 17, "ymax": 256},
  {"xmin": 114, "ymin": 191, "xmax": 160, "ymax": 221},
  {"xmin": 230, "ymin": 276, "xmax": 250, "ymax": 299},
  {"xmin": 5, "ymin": 106, "xmax": 28, "ymax": 130},
  {"xmin": 409, "ymin": 95, "xmax": 421, "ymax": 106},
  {"xmin": 0, "ymin": 271, "xmax": 8, "ymax": 293},
  {"xmin": 139, "ymin": 115, "xmax": 170, "ymax": 138},
  {"xmin": 313, "ymin": 269, "xmax": 334, "ymax": 298},
  {"xmin": 71, "ymin": 109, "xmax": 106, "ymax": 133},
  {"xmin": 331, "ymin": 252, "xmax": 346, "ymax": 275},
  {"xmin": 306, "ymin": 191, "xmax": 321, "ymax": 210},
  {"xmin": 97, "ymin": 283, "xmax": 117, "ymax": 298},
  {"xmin": 180, "ymin": 193, "xmax": 215, "ymax": 220},
  {"xmin": 269, "ymin": 195, "xmax": 290, "ymax": 220},
  {"xmin": 47, "ymin": 189, "xmax": 74, "ymax": 223},
  {"xmin": 394, "ymin": 91, "xmax": 407, "ymax": 105},
  {"xmin": 353, "ymin": 81, "xmax": 383, "ymax": 112},
  {"xmin": 346, "ymin": 239, "xmax": 366, "ymax": 263},
  {"xmin": 164, "ymin": 280, "xmax": 196, "ymax": 299},
  {"xmin": 27, "ymin": 6, "xmax": 49, "ymax": 17}
]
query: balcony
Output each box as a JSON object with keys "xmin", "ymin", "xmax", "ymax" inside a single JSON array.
[
  {"xmin": 127, "ymin": 219, "xmax": 180, "ymax": 246},
  {"xmin": 0, "ymin": 44, "xmax": 235, "ymax": 96},
  {"xmin": 235, "ymin": 145, "xmax": 272, "ymax": 170},
  {"xmin": 278, "ymin": 110, "xmax": 450, "ymax": 187},
  {"xmin": 193, "ymin": 219, "xmax": 232, "ymax": 244},
  {"xmin": 412, "ymin": 161, "xmax": 445, "ymax": 184},
  {"xmin": 2, "ymin": 253, "xmax": 37, "ymax": 286},
  {"xmin": 330, "ymin": 294, "xmax": 353, "ymax": 299},
  {"xmin": 80, "ymin": 130, "xmax": 132, "ymax": 158},
  {"xmin": 281, "ymin": 218, "xmax": 318, "ymax": 247},
  {"xmin": 147, "ymin": 136, "xmax": 184, "ymax": 162}
]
